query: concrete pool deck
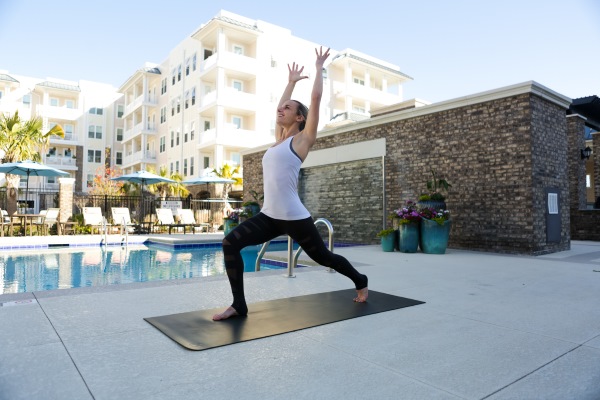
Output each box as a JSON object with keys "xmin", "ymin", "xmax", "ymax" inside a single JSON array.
[{"xmin": 1, "ymin": 236, "xmax": 600, "ymax": 399}]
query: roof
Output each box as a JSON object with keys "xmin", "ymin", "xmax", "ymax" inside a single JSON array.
[
  {"xmin": 331, "ymin": 52, "xmax": 413, "ymax": 80},
  {"xmin": 214, "ymin": 15, "xmax": 261, "ymax": 32},
  {"xmin": 0, "ymin": 74, "xmax": 18, "ymax": 83},
  {"xmin": 569, "ymin": 95, "xmax": 600, "ymax": 131},
  {"xmin": 36, "ymin": 81, "xmax": 81, "ymax": 92}
]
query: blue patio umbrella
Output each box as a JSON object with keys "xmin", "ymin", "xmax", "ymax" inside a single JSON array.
[
  {"xmin": 0, "ymin": 160, "xmax": 69, "ymax": 206},
  {"xmin": 111, "ymin": 170, "xmax": 176, "ymax": 218}
]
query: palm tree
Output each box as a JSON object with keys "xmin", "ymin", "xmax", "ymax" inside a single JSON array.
[
  {"xmin": 211, "ymin": 162, "xmax": 243, "ymax": 199},
  {"xmin": 0, "ymin": 111, "xmax": 65, "ymax": 213},
  {"xmin": 147, "ymin": 165, "xmax": 188, "ymax": 199}
]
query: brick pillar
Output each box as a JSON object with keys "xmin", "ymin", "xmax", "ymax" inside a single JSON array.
[
  {"xmin": 566, "ymin": 114, "xmax": 587, "ymax": 210},
  {"xmin": 593, "ymin": 131, "xmax": 600, "ymax": 202},
  {"xmin": 58, "ymin": 177, "xmax": 75, "ymax": 223}
]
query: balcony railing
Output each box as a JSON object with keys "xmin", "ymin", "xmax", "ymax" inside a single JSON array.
[
  {"xmin": 123, "ymin": 150, "xmax": 156, "ymax": 166},
  {"xmin": 45, "ymin": 156, "xmax": 77, "ymax": 167},
  {"xmin": 37, "ymin": 105, "xmax": 81, "ymax": 121}
]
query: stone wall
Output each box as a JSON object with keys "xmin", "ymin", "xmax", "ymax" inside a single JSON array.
[{"xmin": 242, "ymin": 83, "xmax": 573, "ymax": 254}]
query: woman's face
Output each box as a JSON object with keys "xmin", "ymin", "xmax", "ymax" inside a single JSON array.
[{"xmin": 277, "ymin": 100, "xmax": 303, "ymax": 126}]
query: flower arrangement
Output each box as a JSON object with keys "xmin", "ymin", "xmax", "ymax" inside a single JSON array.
[
  {"xmin": 420, "ymin": 207, "xmax": 451, "ymax": 225},
  {"xmin": 419, "ymin": 168, "xmax": 452, "ymax": 202},
  {"xmin": 392, "ymin": 200, "xmax": 422, "ymax": 225},
  {"xmin": 224, "ymin": 208, "xmax": 244, "ymax": 222},
  {"xmin": 376, "ymin": 227, "xmax": 396, "ymax": 238}
]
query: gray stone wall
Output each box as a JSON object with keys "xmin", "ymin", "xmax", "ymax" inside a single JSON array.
[{"xmin": 243, "ymin": 90, "xmax": 573, "ymax": 254}]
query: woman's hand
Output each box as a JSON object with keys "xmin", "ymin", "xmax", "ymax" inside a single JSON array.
[
  {"xmin": 288, "ymin": 62, "xmax": 307, "ymax": 84},
  {"xmin": 315, "ymin": 46, "xmax": 330, "ymax": 68}
]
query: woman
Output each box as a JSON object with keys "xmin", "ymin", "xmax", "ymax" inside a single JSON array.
[{"xmin": 213, "ymin": 47, "xmax": 368, "ymax": 321}]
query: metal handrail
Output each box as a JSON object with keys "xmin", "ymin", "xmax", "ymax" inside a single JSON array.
[{"xmin": 254, "ymin": 218, "xmax": 334, "ymax": 277}]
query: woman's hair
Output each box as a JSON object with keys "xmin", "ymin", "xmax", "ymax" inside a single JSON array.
[{"xmin": 292, "ymin": 100, "xmax": 308, "ymax": 131}]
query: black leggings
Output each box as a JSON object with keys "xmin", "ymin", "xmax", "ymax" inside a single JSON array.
[{"xmin": 222, "ymin": 212, "xmax": 368, "ymax": 315}]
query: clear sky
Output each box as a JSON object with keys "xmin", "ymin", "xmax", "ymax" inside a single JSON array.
[{"xmin": 1, "ymin": 0, "xmax": 598, "ymax": 103}]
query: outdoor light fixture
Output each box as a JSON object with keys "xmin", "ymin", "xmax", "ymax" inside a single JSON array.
[{"xmin": 581, "ymin": 146, "xmax": 592, "ymax": 160}]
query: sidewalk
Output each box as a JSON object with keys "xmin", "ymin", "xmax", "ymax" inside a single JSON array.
[{"xmin": 1, "ymin": 241, "xmax": 599, "ymax": 399}]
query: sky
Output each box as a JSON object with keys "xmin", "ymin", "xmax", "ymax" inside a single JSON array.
[{"xmin": 0, "ymin": 0, "xmax": 598, "ymax": 104}]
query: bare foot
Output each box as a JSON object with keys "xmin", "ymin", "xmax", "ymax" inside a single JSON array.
[
  {"xmin": 354, "ymin": 287, "xmax": 368, "ymax": 302},
  {"xmin": 212, "ymin": 306, "xmax": 239, "ymax": 321}
]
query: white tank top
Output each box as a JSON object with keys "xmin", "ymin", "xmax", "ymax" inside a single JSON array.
[{"xmin": 260, "ymin": 136, "xmax": 311, "ymax": 220}]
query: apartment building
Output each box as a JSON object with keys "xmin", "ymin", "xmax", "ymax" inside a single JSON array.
[
  {"xmin": 1, "ymin": 10, "xmax": 413, "ymax": 199},
  {"xmin": 0, "ymin": 73, "xmax": 122, "ymax": 195},
  {"xmin": 118, "ymin": 10, "xmax": 413, "ymax": 180}
]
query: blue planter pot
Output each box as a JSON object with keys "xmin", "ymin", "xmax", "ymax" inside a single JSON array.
[
  {"xmin": 381, "ymin": 234, "xmax": 395, "ymax": 252},
  {"xmin": 223, "ymin": 219, "xmax": 238, "ymax": 235},
  {"xmin": 398, "ymin": 223, "xmax": 420, "ymax": 253},
  {"xmin": 241, "ymin": 245, "xmax": 260, "ymax": 272},
  {"xmin": 420, "ymin": 218, "xmax": 451, "ymax": 254}
]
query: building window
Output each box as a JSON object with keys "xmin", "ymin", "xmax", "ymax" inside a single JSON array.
[
  {"xmin": 177, "ymin": 65, "xmax": 182, "ymax": 82},
  {"xmin": 232, "ymin": 116, "xmax": 242, "ymax": 129},
  {"xmin": 233, "ymin": 45, "xmax": 243, "ymax": 55},
  {"xmin": 190, "ymin": 122, "xmax": 195, "ymax": 141},
  {"xmin": 352, "ymin": 105, "xmax": 366, "ymax": 114},
  {"xmin": 184, "ymin": 129, "xmax": 188, "ymax": 143},
  {"xmin": 87, "ymin": 150, "xmax": 101, "ymax": 163},
  {"xmin": 64, "ymin": 124, "xmax": 74, "ymax": 139},
  {"xmin": 87, "ymin": 174, "xmax": 94, "ymax": 188},
  {"xmin": 116, "ymin": 128, "xmax": 123, "ymax": 141},
  {"xmin": 176, "ymin": 96, "xmax": 181, "ymax": 113},
  {"xmin": 185, "ymin": 58, "xmax": 190, "ymax": 76},
  {"xmin": 170, "ymin": 162, "xmax": 173, "ymax": 175},
  {"xmin": 160, "ymin": 136, "xmax": 166, "ymax": 153},
  {"xmin": 89, "ymin": 107, "xmax": 103, "ymax": 115},
  {"xmin": 0, "ymin": 90, "xmax": 3, "ymax": 99},
  {"xmin": 171, "ymin": 100, "xmax": 175, "ymax": 116},
  {"xmin": 185, "ymin": 91, "xmax": 189, "ymax": 109},
  {"xmin": 161, "ymin": 78, "xmax": 167, "ymax": 95},
  {"xmin": 192, "ymin": 53, "xmax": 197, "ymax": 71},
  {"xmin": 191, "ymin": 87, "xmax": 196, "ymax": 106},
  {"xmin": 353, "ymin": 77, "xmax": 365, "ymax": 86},
  {"xmin": 175, "ymin": 161, "xmax": 179, "ymax": 173},
  {"xmin": 190, "ymin": 157, "xmax": 194, "ymax": 176},
  {"xmin": 116, "ymin": 152, "xmax": 122, "ymax": 165},
  {"xmin": 160, "ymin": 107, "xmax": 166, "ymax": 123},
  {"xmin": 50, "ymin": 98, "xmax": 59, "ymax": 107},
  {"xmin": 203, "ymin": 156, "xmax": 210, "ymax": 169},
  {"xmin": 22, "ymin": 94, "xmax": 31, "ymax": 107},
  {"xmin": 170, "ymin": 131, "xmax": 174, "ymax": 148},
  {"xmin": 88, "ymin": 125, "xmax": 102, "ymax": 139},
  {"xmin": 171, "ymin": 69, "xmax": 176, "ymax": 85},
  {"xmin": 203, "ymin": 49, "xmax": 213, "ymax": 60},
  {"xmin": 183, "ymin": 159, "xmax": 188, "ymax": 176},
  {"xmin": 233, "ymin": 80, "xmax": 242, "ymax": 91},
  {"xmin": 176, "ymin": 131, "xmax": 180, "ymax": 146},
  {"xmin": 204, "ymin": 121, "xmax": 210, "ymax": 131},
  {"xmin": 66, "ymin": 100, "xmax": 75, "ymax": 108},
  {"xmin": 231, "ymin": 153, "xmax": 241, "ymax": 166},
  {"xmin": 117, "ymin": 104, "xmax": 124, "ymax": 118}
]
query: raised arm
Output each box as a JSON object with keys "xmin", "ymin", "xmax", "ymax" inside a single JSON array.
[
  {"xmin": 293, "ymin": 47, "xmax": 330, "ymax": 160},
  {"xmin": 275, "ymin": 62, "xmax": 308, "ymax": 141}
]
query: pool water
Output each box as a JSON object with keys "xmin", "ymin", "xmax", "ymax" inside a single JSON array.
[{"xmin": 0, "ymin": 242, "xmax": 296, "ymax": 294}]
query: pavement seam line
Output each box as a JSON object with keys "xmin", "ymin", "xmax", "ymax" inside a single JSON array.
[{"xmin": 32, "ymin": 291, "xmax": 97, "ymax": 400}]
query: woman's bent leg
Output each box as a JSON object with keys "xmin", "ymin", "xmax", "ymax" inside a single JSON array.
[{"xmin": 216, "ymin": 213, "xmax": 280, "ymax": 319}]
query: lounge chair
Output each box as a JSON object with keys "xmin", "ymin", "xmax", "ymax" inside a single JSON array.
[
  {"xmin": 34, "ymin": 208, "xmax": 60, "ymax": 235},
  {"xmin": 111, "ymin": 207, "xmax": 139, "ymax": 234},
  {"xmin": 83, "ymin": 207, "xmax": 110, "ymax": 234},
  {"xmin": 155, "ymin": 208, "xmax": 192, "ymax": 234},
  {"xmin": 176, "ymin": 209, "xmax": 210, "ymax": 233}
]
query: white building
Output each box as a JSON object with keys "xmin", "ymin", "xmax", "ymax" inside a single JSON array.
[{"xmin": 0, "ymin": 9, "xmax": 414, "ymax": 196}]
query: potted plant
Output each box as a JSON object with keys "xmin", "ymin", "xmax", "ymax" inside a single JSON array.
[
  {"xmin": 419, "ymin": 207, "xmax": 451, "ymax": 254},
  {"xmin": 418, "ymin": 168, "xmax": 452, "ymax": 210},
  {"xmin": 223, "ymin": 208, "xmax": 241, "ymax": 235},
  {"xmin": 242, "ymin": 189, "xmax": 263, "ymax": 218},
  {"xmin": 376, "ymin": 228, "xmax": 396, "ymax": 252},
  {"xmin": 392, "ymin": 200, "xmax": 422, "ymax": 253}
]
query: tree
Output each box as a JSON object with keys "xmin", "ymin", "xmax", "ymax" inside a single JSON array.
[
  {"xmin": 147, "ymin": 165, "xmax": 188, "ymax": 199},
  {"xmin": 0, "ymin": 111, "xmax": 65, "ymax": 214},
  {"xmin": 88, "ymin": 166, "xmax": 123, "ymax": 196},
  {"xmin": 211, "ymin": 161, "xmax": 243, "ymax": 199}
]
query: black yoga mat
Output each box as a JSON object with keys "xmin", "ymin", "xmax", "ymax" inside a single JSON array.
[{"xmin": 144, "ymin": 289, "xmax": 424, "ymax": 351}]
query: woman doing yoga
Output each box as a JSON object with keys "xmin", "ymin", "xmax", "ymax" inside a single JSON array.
[{"xmin": 213, "ymin": 47, "xmax": 369, "ymax": 321}]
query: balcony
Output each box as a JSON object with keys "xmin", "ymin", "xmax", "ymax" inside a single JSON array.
[
  {"xmin": 45, "ymin": 156, "xmax": 78, "ymax": 170},
  {"xmin": 123, "ymin": 122, "xmax": 157, "ymax": 143},
  {"xmin": 37, "ymin": 104, "xmax": 81, "ymax": 121},
  {"xmin": 49, "ymin": 133, "xmax": 79, "ymax": 145},
  {"xmin": 196, "ymin": 126, "xmax": 272, "ymax": 150},
  {"xmin": 199, "ymin": 88, "xmax": 256, "ymax": 115},
  {"xmin": 122, "ymin": 150, "xmax": 156, "ymax": 167},
  {"xmin": 123, "ymin": 94, "xmax": 158, "ymax": 118},
  {"xmin": 198, "ymin": 52, "xmax": 257, "ymax": 79},
  {"xmin": 332, "ymin": 81, "xmax": 401, "ymax": 108}
]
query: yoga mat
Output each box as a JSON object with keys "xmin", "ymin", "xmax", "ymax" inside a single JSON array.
[{"xmin": 144, "ymin": 289, "xmax": 424, "ymax": 351}]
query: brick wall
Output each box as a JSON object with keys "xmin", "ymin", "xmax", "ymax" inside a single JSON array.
[{"xmin": 243, "ymin": 86, "xmax": 573, "ymax": 254}]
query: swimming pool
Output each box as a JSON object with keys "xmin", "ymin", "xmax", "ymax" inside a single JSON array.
[{"xmin": 0, "ymin": 241, "xmax": 297, "ymax": 294}]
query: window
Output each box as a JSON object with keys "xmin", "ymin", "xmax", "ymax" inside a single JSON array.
[
  {"xmin": 87, "ymin": 150, "xmax": 101, "ymax": 163},
  {"xmin": 191, "ymin": 87, "xmax": 196, "ymax": 106},
  {"xmin": 170, "ymin": 163, "xmax": 173, "ymax": 175},
  {"xmin": 353, "ymin": 77, "xmax": 365, "ymax": 86},
  {"xmin": 66, "ymin": 100, "xmax": 75, "ymax": 109},
  {"xmin": 159, "ymin": 136, "xmax": 166, "ymax": 153},
  {"xmin": 203, "ymin": 156, "xmax": 210, "ymax": 169},
  {"xmin": 203, "ymin": 49, "xmax": 213, "ymax": 60},
  {"xmin": 352, "ymin": 105, "xmax": 366, "ymax": 114},
  {"xmin": 47, "ymin": 176, "xmax": 56, "ymax": 184},
  {"xmin": 88, "ymin": 125, "xmax": 102, "ymax": 139},
  {"xmin": 204, "ymin": 121, "xmax": 210, "ymax": 131},
  {"xmin": 233, "ymin": 80, "xmax": 242, "ymax": 91},
  {"xmin": 184, "ymin": 129, "xmax": 188, "ymax": 143},
  {"xmin": 117, "ymin": 104, "xmax": 124, "ymax": 118},
  {"xmin": 192, "ymin": 53, "xmax": 197, "ymax": 71},
  {"xmin": 232, "ymin": 116, "xmax": 242, "ymax": 129},
  {"xmin": 22, "ymin": 94, "xmax": 31, "ymax": 107},
  {"xmin": 183, "ymin": 159, "xmax": 188, "ymax": 176},
  {"xmin": 64, "ymin": 148, "xmax": 72, "ymax": 157},
  {"xmin": 176, "ymin": 131, "xmax": 180, "ymax": 146},
  {"xmin": 170, "ymin": 131, "xmax": 174, "ymax": 148},
  {"xmin": 185, "ymin": 58, "xmax": 190, "ymax": 76},
  {"xmin": 185, "ymin": 91, "xmax": 189, "ymax": 109},
  {"xmin": 160, "ymin": 107, "xmax": 166, "ymax": 123},
  {"xmin": 89, "ymin": 107, "xmax": 103, "ymax": 115},
  {"xmin": 116, "ymin": 128, "xmax": 123, "ymax": 141},
  {"xmin": 271, "ymin": 57, "xmax": 277, "ymax": 68},
  {"xmin": 176, "ymin": 96, "xmax": 181, "ymax": 113},
  {"xmin": 0, "ymin": 90, "xmax": 3, "ymax": 99},
  {"xmin": 171, "ymin": 69, "xmax": 176, "ymax": 85},
  {"xmin": 87, "ymin": 174, "xmax": 94, "ymax": 188},
  {"xmin": 50, "ymin": 98, "xmax": 59, "ymax": 107},
  {"xmin": 231, "ymin": 153, "xmax": 241, "ymax": 166},
  {"xmin": 116, "ymin": 152, "xmax": 122, "ymax": 165},
  {"xmin": 190, "ymin": 157, "xmax": 194, "ymax": 176},
  {"xmin": 233, "ymin": 45, "xmax": 243, "ymax": 55},
  {"xmin": 177, "ymin": 65, "xmax": 182, "ymax": 82},
  {"xmin": 175, "ymin": 161, "xmax": 179, "ymax": 173},
  {"xmin": 171, "ymin": 100, "xmax": 175, "ymax": 116},
  {"xmin": 190, "ymin": 122, "xmax": 195, "ymax": 141},
  {"xmin": 161, "ymin": 78, "xmax": 167, "ymax": 95},
  {"xmin": 64, "ymin": 124, "xmax": 74, "ymax": 139}
]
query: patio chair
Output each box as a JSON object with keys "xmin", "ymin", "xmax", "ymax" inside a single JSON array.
[
  {"xmin": 176, "ymin": 209, "xmax": 210, "ymax": 233},
  {"xmin": 33, "ymin": 208, "xmax": 60, "ymax": 235},
  {"xmin": 83, "ymin": 207, "xmax": 110, "ymax": 234},
  {"xmin": 155, "ymin": 208, "xmax": 191, "ymax": 234},
  {"xmin": 0, "ymin": 209, "xmax": 12, "ymax": 236},
  {"xmin": 111, "ymin": 207, "xmax": 138, "ymax": 234}
]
